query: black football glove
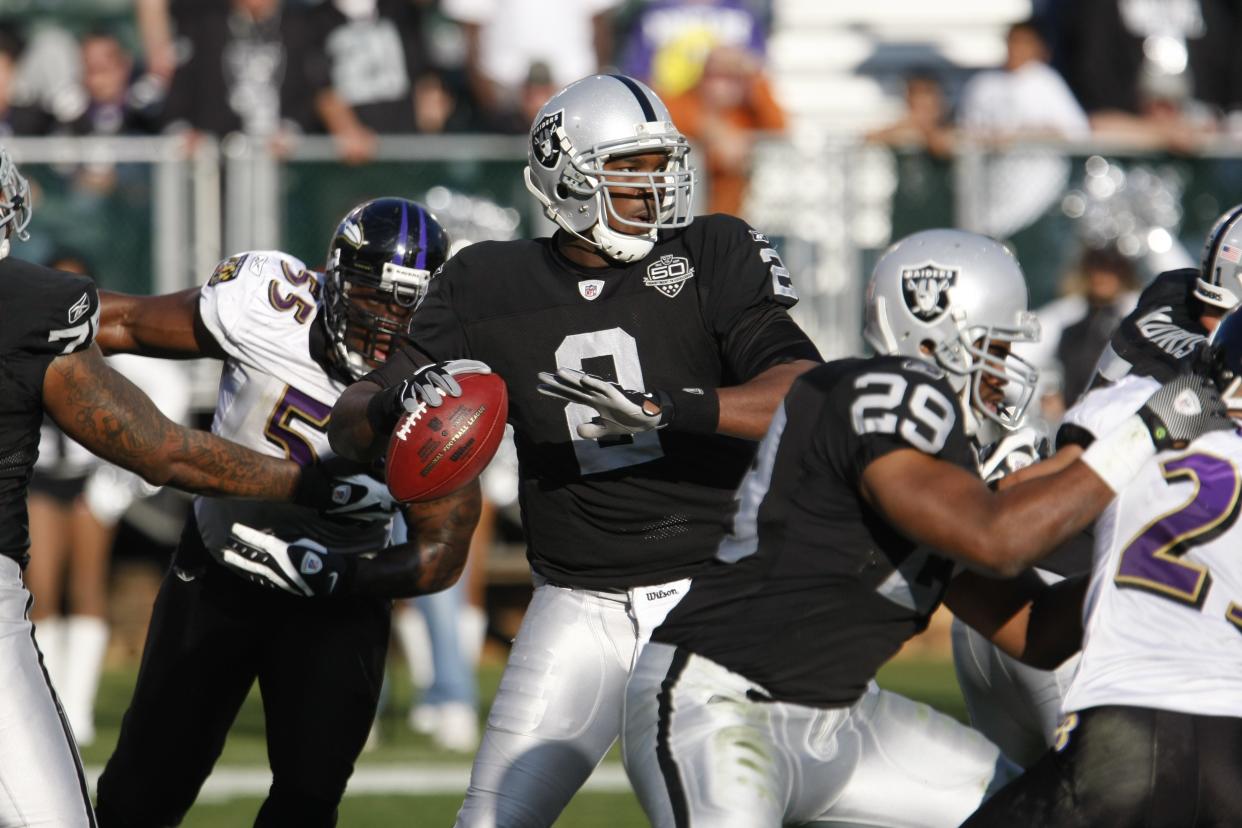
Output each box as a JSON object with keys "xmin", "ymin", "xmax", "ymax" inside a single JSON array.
[
  {"xmin": 219, "ymin": 524, "xmax": 355, "ymax": 598},
  {"xmin": 1136, "ymin": 371, "xmax": 1234, "ymax": 451},
  {"xmin": 536, "ymin": 368, "xmax": 673, "ymax": 438},
  {"xmin": 293, "ymin": 459, "xmax": 396, "ymax": 522}
]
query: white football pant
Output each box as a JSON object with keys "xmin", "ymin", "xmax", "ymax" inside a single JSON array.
[
  {"xmin": 950, "ymin": 616, "xmax": 1079, "ymax": 768},
  {"xmin": 0, "ymin": 557, "xmax": 95, "ymax": 827},
  {"xmin": 624, "ymin": 642, "xmax": 1017, "ymax": 828},
  {"xmin": 454, "ymin": 575, "xmax": 689, "ymax": 828}
]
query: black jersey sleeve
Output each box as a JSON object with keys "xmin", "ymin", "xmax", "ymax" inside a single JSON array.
[
  {"xmin": 821, "ymin": 358, "xmax": 968, "ymax": 486},
  {"xmin": 694, "ymin": 215, "xmax": 821, "ymax": 382},
  {"xmin": 32, "ymin": 270, "xmax": 99, "ymax": 357},
  {"xmin": 363, "ymin": 260, "xmax": 467, "ymax": 388}
]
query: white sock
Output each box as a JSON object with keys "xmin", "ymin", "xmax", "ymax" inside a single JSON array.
[
  {"xmin": 459, "ymin": 604, "xmax": 487, "ymax": 667},
  {"xmin": 33, "ymin": 616, "xmax": 66, "ymax": 686},
  {"xmin": 393, "ymin": 606, "xmax": 434, "ymax": 690},
  {"xmin": 61, "ymin": 615, "xmax": 108, "ymax": 746}
]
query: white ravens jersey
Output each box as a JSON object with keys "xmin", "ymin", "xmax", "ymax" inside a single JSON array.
[
  {"xmin": 194, "ymin": 250, "xmax": 389, "ymax": 555},
  {"xmin": 1061, "ymin": 375, "xmax": 1242, "ymax": 718}
]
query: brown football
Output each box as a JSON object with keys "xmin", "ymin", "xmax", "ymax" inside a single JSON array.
[{"xmin": 385, "ymin": 372, "xmax": 509, "ymax": 503}]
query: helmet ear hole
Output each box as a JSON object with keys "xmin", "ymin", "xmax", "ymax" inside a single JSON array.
[
  {"xmin": 919, "ymin": 339, "xmax": 937, "ymax": 357},
  {"xmin": 555, "ymin": 183, "xmax": 570, "ymax": 200}
]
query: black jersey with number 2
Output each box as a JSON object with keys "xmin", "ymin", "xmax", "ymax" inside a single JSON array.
[
  {"xmin": 653, "ymin": 356, "xmax": 975, "ymax": 707},
  {"xmin": 370, "ymin": 214, "xmax": 821, "ymax": 589},
  {"xmin": 0, "ymin": 257, "xmax": 100, "ymax": 564}
]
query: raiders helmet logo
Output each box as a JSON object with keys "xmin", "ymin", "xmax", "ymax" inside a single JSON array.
[
  {"xmin": 901, "ymin": 263, "xmax": 958, "ymax": 322},
  {"xmin": 643, "ymin": 255, "xmax": 695, "ymax": 298},
  {"xmin": 532, "ymin": 110, "xmax": 565, "ymax": 169}
]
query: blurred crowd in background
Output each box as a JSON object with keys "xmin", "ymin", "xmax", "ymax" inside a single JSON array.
[{"xmin": 13, "ymin": 0, "xmax": 1242, "ymax": 754}]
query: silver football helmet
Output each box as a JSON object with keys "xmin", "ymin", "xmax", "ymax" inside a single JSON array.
[
  {"xmin": 864, "ymin": 229, "xmax": 1040, "ymax": 432},
  {"xmin": 1195, "ymin": 203, "xmax": 1242, "ymax": 309},
  {"xmin": 0, "ymin": 146, "xmax": 32, "ymax": 260},
  {"xmin": 523, "ymin": 74, "xmax": 695, "ymax": 263}
]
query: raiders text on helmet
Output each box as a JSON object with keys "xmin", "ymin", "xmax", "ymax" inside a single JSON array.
[
  {"xmin": 322, "ymin": 198, "xmax": 449, "ymax": 380},
  {"xmin": 0, "ymin": 146, "xmax": 32, "ymax": 261},
  {"xmin": 864, "ymin": 229, "xmax": 1040, "ymax": 432},
  {"xmin": 523, "ymin": 74, "xmax": 696, "ymax": 263},
  {"xmin": 1196, "ymin": 203, "xmax": 1242, "ymax": 310}
]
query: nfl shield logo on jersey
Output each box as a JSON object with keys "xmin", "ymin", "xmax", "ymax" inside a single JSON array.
[
  {"xmin": 532, "ymin": 110, "xmax": 565, "ymax": 169},
  {"xmin": 643, "ymin": 255, "xmax": 695, "ymax": 298},
  {"xmin": 901, "ymin": 263, "xmax": 958, "ymax": 322},
  {"xmin": 578, "ymin": 279, "xmax": 604, "ymax": 301}
]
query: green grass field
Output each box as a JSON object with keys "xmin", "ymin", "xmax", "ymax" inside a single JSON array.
[{"xmin": 84, "ymin": 655, "xmax": 966, "ymax": 826}]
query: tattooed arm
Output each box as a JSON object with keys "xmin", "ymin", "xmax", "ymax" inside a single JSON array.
[
  {"xmin": 43, "ymin": 343, "xmax": 302, "ymax": 499},
  {"xmin": 353, "ymin": 480, "xmax": 482, "ymax": 598}
]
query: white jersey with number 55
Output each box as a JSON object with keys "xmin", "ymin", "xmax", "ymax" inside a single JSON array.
[
  {"xmin": 194, "ymin": 250, "xmax": 390, "ymax": 556},
  {"xmin": 1061, "ymin": 375, "xmax": 1242, "ymax": 718}
]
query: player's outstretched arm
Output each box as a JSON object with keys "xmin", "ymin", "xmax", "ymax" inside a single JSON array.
[
  {"xmin": 44, "ymin": 343, "xmax": 302, "ymax": 499},
  {"xmin": 328, "ymin": 379, "xmax": 388, "ymax": 462},
  {"xmin": 96, "ymin": 288, "xmax": 225, "ymax": 359},
  {"xmin": 715, "ymin": 359, "xmax": 820, "ymax": 439}
]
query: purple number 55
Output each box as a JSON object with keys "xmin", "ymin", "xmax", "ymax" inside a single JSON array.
[{"xmin": 1116, "ymin": 453, "xmax": 1241, "ymax": 617}]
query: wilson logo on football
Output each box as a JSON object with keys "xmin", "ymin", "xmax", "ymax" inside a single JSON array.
[{"xmin": 643, "ymin": 255, "xmax": 694, "ymax": 298}]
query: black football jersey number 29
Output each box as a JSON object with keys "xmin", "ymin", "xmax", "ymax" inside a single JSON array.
[
  {"xmin": 655, "ymin": 356, "xmax": 974, "ymax": 708},
  {"xmin": 379, "ymin": 214, "xmax": 820, "ymax": 589},
  {"xmin": 0, "ymin": 258, "xmax": 100, "ymax": 564}
]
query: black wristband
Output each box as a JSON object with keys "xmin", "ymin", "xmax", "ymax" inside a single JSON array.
[
  {"xmin": 663, "ymin": 388, "xmax": 720, "ymax": 435},
  {"xmin": 323, "ymin": 552, "xmax": 359, "ymax": 598},
  {"xmin": 365, "ymin": 383, "xmax": 404, "ymax": 437}
]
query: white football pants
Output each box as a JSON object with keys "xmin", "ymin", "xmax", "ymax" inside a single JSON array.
[
  {"xmin": 0, "ymin": 556, "xmax": 95, "ymax": 827},
  {"xmin": 454, "ymin": 575, "xmax": 690, "ymax": 828},
  {"xmin": 950, "ymin": 616, "xmax": 1080, "ymax": 768},
  {"xmin": 624, "ymin": 642, "xmax": 1017, "ymax": 828}
]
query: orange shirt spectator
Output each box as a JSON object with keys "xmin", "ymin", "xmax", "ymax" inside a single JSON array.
[{"xmin": 664, "ymin": 45, "xmax": 785, "ymax": 217}]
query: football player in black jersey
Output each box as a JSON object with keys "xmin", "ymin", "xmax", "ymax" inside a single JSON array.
[
  {"xmin": 89, "ymin": 199, "xmax": 481, "ymax": 827},
  {"xmin": 327, "ymin": 74, "xmax": 822, "ymax": 826},
  {"xmin": 619, "ymin": 229, "xmax": 1233, "ymax": 828},
  {"xmin": 951, "ymin": 203, "xmax": 1242, "ymax": 769},
  {"xmin": 0, "ymin": 150, "xmax": 385, "ymax": 824}
]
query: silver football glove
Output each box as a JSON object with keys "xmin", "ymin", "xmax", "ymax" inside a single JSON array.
[
  {"xmin": 402, "ymin": 359, "xmax": 492, "ymax": 409},
  {"xmin": 976, "ymin": 424, "xmax": 1051, "ymax": 486},
  {"xmin": 536, "ymin": 368, "xmax": 669, "ymax": 439},
  {"xmin": 220, "ymin": 524, "xmax": 350, "ymax": 598}
]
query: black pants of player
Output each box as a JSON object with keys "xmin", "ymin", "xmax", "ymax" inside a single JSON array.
[
  {"xmin": 94, "ymin": 517, "xmax": 390, "ymax": 827},
  {"xmin": 962, "ymin": 705, "xmax": 1242, "ymax": 828}
]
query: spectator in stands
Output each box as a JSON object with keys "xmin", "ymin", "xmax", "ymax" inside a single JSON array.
[
  {"xmin": 1021, "ymin": 246, "xmax": 1139, "ymax": 422},
  {"xmin": 61, "ymin": 31, "xmax": 161, "ymax": 137},
  {"xmin": 291, "ymin": 0, "xmax": 432, "ymax": 164},
  {"xmin": 0, "ymin": 26, "xmax": 53, "ymax": 136},
  {"xmin": 619, "ymin": 0, "xmax": 768, "ymax": 97},
  {"xmin": 1087, "ymin": 58, "xmax": 1220, "ymax": 154},
  {"xmin": 865, "ymin": 69, "xmax": 955, "ymax": 158},
  {"xmin": 161, "ymin": 0, "xmax": 311, "ymax": 140},
  {"xmin": 442, "ymin": 0, "xmax": 618, "ymax": 130},
  {"xmin": 1058, "ymin": 0, "xmax": 1242, "ymax": 118},
  {"xmin": 663, "ymin": 44, "xmax": 785, "ymax": 217},
  {"xmin": 957, "ymin": 18, "xmax": 1089, "ymax": 239}
]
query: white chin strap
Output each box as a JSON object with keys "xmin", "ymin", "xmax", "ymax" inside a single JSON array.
[{"xmin": 591, "ymin": 219, "xmax": 655, "ymax": 263}]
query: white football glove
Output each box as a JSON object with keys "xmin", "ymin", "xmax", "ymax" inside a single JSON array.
[
  {"xmin": 976, "ymin": 424, "xmax": 1051, "ymax": 486},
  {"xmin": 536, "ymin": 368, "xmax": 669, "ymax": 439},
  {"xmin": 220, "ymin": 524, "xmax": 350, "ymax": 598}
]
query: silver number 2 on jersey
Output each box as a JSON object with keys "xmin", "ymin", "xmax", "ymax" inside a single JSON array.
[
  {"xmin": 554, "ymin": 327, "xmax": 665, "ymax": 474},
  {"xmin": 849, "ymin": 372, "xmax": 955, "ymax": 454}
]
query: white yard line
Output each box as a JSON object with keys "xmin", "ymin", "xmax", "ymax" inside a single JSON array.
[{"xmin": 82, "ymin": 764, "xmax": 632, "ymax": 801}]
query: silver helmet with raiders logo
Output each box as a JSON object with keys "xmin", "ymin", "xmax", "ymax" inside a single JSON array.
[
  {"xmin": 522, "ymin": 74, "xmax": 695, "ymax": 263},
  {"xmin": 0, "ymin": 146, "xmax": 32, "ymax": 260},
  {"xmin": 864, "ymin": 228, "xmax": 1040, "ymax": 431}
]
